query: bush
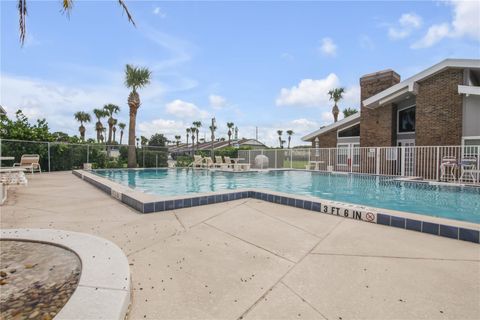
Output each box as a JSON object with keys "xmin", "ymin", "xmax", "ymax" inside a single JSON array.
[{"xmin": 176, "ymin": 155, "xmax": 193, "ymax": 167}]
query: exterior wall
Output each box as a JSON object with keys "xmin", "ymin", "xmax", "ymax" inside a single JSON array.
[
  {"xmin": 396, "ymin": 96, "xmax": 416, "ymax": 143},
  {"xmin": 310, "ymin": 120, "xmax": 359, "ymax": 148},
  {"xmin": 415, "ymin": 69, "xmax": 464, "ymax": 146},
  {"xmin": 360, "ymin": 70, "xmax": 401, "ymax": 147},
  {"xmin": 463, "ymin": 94, "xmax": 480, "ymax": 137}
]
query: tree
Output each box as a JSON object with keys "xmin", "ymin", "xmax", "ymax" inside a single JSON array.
[
  {"xmin": 175, "ymin": 135, "xmax": 181, "ymax": 146},
  {"xmin": 118, "ymin": 122, "xmax": 126, "ymax": 145},
  {"xmin": 190, "ymin": 127, "xmax": 197, "ymax": 146},
  {"xmin": 209, "ymin": 125, "xmax": 217, "ymax": 142},
  {"xmin": 343, "ymin": 107, "xmax": 358, "ymax": 118},
  {"xmin": 74, "ymin": 111, "xmax": 91, "ymax": 141},
  {"xmin": 148, "ymin": 133, "xmax": 167, "ymax": 147},
  {"xmin": 1, "ymin": 110, "xmax": 51, "ymax": 141},
  {"xmin": 227, "ymin": 122, "xmax": 234, "ymax": 145},
  {"xmin": 186, "ymin": 128, "xmax": 191, "ymax": 147},
  {"xmin": 17, "ymin": 0, "xmax": 135, "ymax": 46},
  {"xmin": 112, "ymin": 119, "xmax": 118, "ymax": 143},
  {"xmin": 286, "ymin": 130, "xmax": 294, "ymax": 149},
  {"xmin": 328, "ymin": 87, "xmax": 345, "ymax": 122},
  {"xmin": 125, "ymin": 64, "xmax": 151, "ymax": 168},
  {"xmin": 140, "ymin": 135, "xmax": 148, "ymax": 146},
  {"xmin": 93, "ymin": 108, "xmax": 108, "ymax": 143},
  {"xmin": 103, "ymin": 104, "xmax": 120, "ymax": 144},
  {"xmin": 277, "ymin": 130, "xmax": 283, "ymax": 148},
  {"xmin": 192, "ymin": 121, "xmax": 202, "ymax": 147}
]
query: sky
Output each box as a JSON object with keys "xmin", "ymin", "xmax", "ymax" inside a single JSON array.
[{"xmin": 1, "ymin": 0, "xmax": 479, "ymax": 147}]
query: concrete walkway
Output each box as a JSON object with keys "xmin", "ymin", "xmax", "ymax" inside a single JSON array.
[{"xmin": 1, "ymin": 172, "xmax": 479, "ymax": 320}]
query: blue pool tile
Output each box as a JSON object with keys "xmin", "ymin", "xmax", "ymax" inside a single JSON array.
[
  {"xmin": 281, "ymin": 197, "xmax": 288, "ymax": 205},
  {"xmin": 376, "ymin": 213, "xmax": 390, "ymax": 226},
  {"xmin": 207, "ymin": 196, "xmax": 215, "ymax": 204},
  {"xmin": 228, "ymin": 193, "xmax": 235, "ymax": 201},
  {"xmin": 406, "ymin": 219, "xmax": 422, "ymax": 232},
  {"xmin": 165, "ymin": 200, "xmax": 175, "ymax": 210},
  {"xmin": 287, "ymin": 198, "xmax": 295, "ymax": 207},
  {"xmin": 155, "ymin": 201, "xmax": 165, "ymax": 211},
  {"xmin": 215, "ymin": 195, "xmax": 222, "ymax": 203},
  {"xmin": 261, "ymin": 193, "xmax": 268, "ymax": 201},
  {"xmin": 248, "ymin": 191, "xmax": 254, "ymax": 198},
  {"xmin": 312, "ymin": 202, "xmax": 321, "ymax": 212},
  {"xmin": 143, "ymin": 202, "xmax": 154, "ymax": 213},
  {"xmin": 235, "ymin": 192, "xmax": 242, "ymax": 200},
  {"xmin": 390, "ymin": 216, "xmax": 406, "ymax": 229},
  {"xmin": 303, "ymin": 201, "xmax": 312, "ymax": 210},
  {"xmin": 184, "ymin": 198, "xmax": 192, "ymax": 208},
  {"xmin": 222, "ymin": 194, "xmax": 229, "ymax": 202},
  {"xmin": 459, "ymin": 228, "xmax": 479, "ymax": 243},
  {"xmin": 274, "ymin": 195, "xmax": 281, "ymax": 204},
  {"xmin": 255, "ymin": 192, "xmax": 261, "ymax": 199},
  {"xmin": 192, "ymin": 197, "xmax": 199, "ymax": 207},
  {"xmin": 174, "ymin": 199, "xmax": 184, "ymax": 209},
  {"xmin": 439, "ymin": 225, "xmax": 458, "ymax": 239},
  {"xmin": 422, "ymin": 222, "xmax": 439, "ymax": 235},
  {"xmin": 200, "ymin": 197, "xmax": 208, "ymax": 205},
  {"xmin": 295, "ymin": 199, "xmax": 304, "ymax": 209},
  {"xmin": 267, "ymin": 194, "xmax": 274, "ymax": 202}
]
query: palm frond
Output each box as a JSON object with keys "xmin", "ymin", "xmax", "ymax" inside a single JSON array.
[
  {"xmin": 125, "ymin": 64, "xmax": 151, "ymax": 91},
  {"xmin": 18, "ymin": 0, "xmax": 27, "ymax": 45},
  {"xmin": 61, "ymin": 0, "xmax": 74, "ymax": 17},
  {"xmin": 117, "ymin": 0, "xmax": 136, "ymax": 27}
]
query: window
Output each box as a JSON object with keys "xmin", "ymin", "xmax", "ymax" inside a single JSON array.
[
  {"xmin": 338, "ymin": 123, "xmax": 360, "ymax": 138},
  {"xmin": 398, "ymin": 106, "xmax": 415, "ymax": 133}
]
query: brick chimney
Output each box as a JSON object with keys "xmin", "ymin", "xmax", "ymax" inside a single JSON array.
[{"xmin": 359, "ymin": 69, "xmax": 401, "ymax": 147}]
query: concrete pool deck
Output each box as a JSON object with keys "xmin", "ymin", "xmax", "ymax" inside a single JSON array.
[{"xmin": 1, "ymin": 172, "xmax": 479, "ymax": 319}]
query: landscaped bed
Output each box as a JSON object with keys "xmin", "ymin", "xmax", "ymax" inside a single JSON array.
[{"xmin": 0, "ymin": 240, "xmax": 81, "ymax": 320}]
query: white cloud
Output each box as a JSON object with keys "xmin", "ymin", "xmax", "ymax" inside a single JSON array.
[
  {"xmin": 412, "ymin": 0, "xmax": 480, "ymax": 48},
  {"xmin": 209, "ymin": 94, "xmax": 227, "ymax": 109},
  {"xmin": 165, "ymin": 99, "xmax": 209, "ymax": 119},
  {"xmin": 152, "ymin": 7, "xmax": 166, "ymax": 18},
  {"xmin": 276, "ymin": 73, "xmax": 340, "ymax": 107},
  {"xmin": 318, "ymin": 38, "xmax": 337, "ymax": 56},
  {"xmin": 138, "ymin": 118, "xmax": 186, "ymax": 139},
  {"xmin": 388, "ymin": 13, "xmax": 422, "ymax": 39}
]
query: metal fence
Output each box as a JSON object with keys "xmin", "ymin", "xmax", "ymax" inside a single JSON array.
[
  {"xmin": 238, "ymin": 145, "xmax": 480, "ymax": 184},
  {"xmin": 0, "ymin": 139, "xmax": 169, "ymax": 172}
]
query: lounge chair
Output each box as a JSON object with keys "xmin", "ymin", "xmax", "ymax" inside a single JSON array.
[
  {"xmin": 459, "ymin": 157, "xmax": 479, "ymax": 183},
  {"xmin": 204, "ymin": 157, "xmax": 214, "ymax": 168},
  {"xmin": 0, "ymin": 168, "xmax": 28, "ymax": 205},
  {"xmin": 192, "ymin": 155, "xmax": 204, "ymax": 168},
  {"xmin": 13, "ymin": 154, "xmax": 41, "ymax": 174}
]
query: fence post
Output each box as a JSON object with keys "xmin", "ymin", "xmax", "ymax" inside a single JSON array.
[
  {"xmin": 290, "ymin": 150, "xmax": 293, "ymax": 169},
  {"xmin": 0, "ymin": 139, "xmax": 2, "ymax": 169},
  {"xmin": 375, "ymin": 147, "xmax": 380, "ymax": 175},
  {"xmin": 275, "ymin": 150, "xmax": 277, "ymax": 169},
  {"xmin": 436, "ymin": 146, "xmax": 440, "ymax": 181},
  {"xmin": 48, "ymin": 142, "xmax": 51, "ymax": 172},
  {"xmin": 156, "ymin": 154, "xmax": 158, "ymax": 168},
  {"xmin": 87, "ymin": 144, "xmax": 90, "ymax": 164}
]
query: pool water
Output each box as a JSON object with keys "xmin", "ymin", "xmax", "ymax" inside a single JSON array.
[{"xmin": 94, "ymin": 169, "xmax": 480, "ymax": 223}]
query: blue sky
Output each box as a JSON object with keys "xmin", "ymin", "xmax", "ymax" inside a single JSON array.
[{"xmin": 1, "ymin": 0, "xmax": 479, "ymax": 146}]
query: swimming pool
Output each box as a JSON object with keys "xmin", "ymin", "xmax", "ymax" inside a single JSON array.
[{"xmin": 93, "ymin": 169, "xmax": 480, "ymax": 223}]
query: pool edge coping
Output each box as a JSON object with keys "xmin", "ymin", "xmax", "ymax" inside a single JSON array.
[
  {"xmin": 72, "ymin": 169, "xmax": 480, "ymax": 244},
  {"xmin": 0, "ymin": 228, "xmax": 131, "ymax": 320}
]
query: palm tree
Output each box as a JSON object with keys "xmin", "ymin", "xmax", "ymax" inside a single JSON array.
[
  {"xmin": 125, "ymin": 64, "xmax": 151, "ymax": 168},
  {"xmin": 112, "ymin": 119, "xmax": 118, "ymax": 143},
  {"xmin": 17, "ymin": 0, "xmax": 135, "ymax": 46},
  {"xmin": 343, "ymin": 107, "xmax": 358, "ymax": 118},
  {"xmin": 192, "ymin": 121, "xmax": 202, "ymax": 147},
  {"xmin": 277, "ymin": 130, "xmax": 283, "ymax": 148},
  {"xmin": 226, "ymin": 122, "xmax": 234, "ymax": 145},
  {"xmin": 103, "ymin": 104, "xmax": 120, "ymax": 144},
  {"xmin": 118, "ymin": 122, "xmax": 126, "ymax": 145},
  {"xmin": 100, "ymin": 127, "xmax": 107, "ymax": 143},
  {"xmin": 190, "ymin": 127, "xmax": 197, "ymax": 147},
  {"xmin": 209, "ymin": 125, "xmax": 217, "ymax": 142},
  {"xmin": 286, "ymin": 130, "xmax": 294, "ymax": 149},
  {"xmin": 140, "ymin": 136, "xmax": 148, "ymax": 146},
  {"xmin": 175, "ymin": 135, "xmax": 181, "ymax": 146},
  {"xmin": 74, "ymin": 111, "xmax": 91, "ymax": 141},
  {"xmin": 328, "ymin": 88, "xmax": 345, "ymax": 123},
  {"xmin": 186, "ymin": 128, "xmax": 191, "ymax": 147},
  {"xmin": 93, "ymin": 108, "xmax": 107, "ymax": 142}
]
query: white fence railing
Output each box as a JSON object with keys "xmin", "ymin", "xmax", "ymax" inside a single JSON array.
[{"xmin": 238, "ymin": 145, "xmax": 480, "ymax": 184}]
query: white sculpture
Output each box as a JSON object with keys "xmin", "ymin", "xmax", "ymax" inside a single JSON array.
[{"xmin": 254, "ymin": 154, "xmax": 269, "ymax": 169}]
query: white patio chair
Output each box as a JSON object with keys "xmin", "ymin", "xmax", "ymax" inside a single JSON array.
[
  {"xmin": 439, "ymin": 156, "xmax": 457, "ymax": 182},
  {"xmin": 13, "ymin": 154, "xmax": 41, "ymax": 174},
  {"xmin": 459, "ymin": 157, "xmax": 479, "ymax": 183}
]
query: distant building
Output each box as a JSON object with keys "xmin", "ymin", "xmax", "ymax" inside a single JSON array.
[
  {"xmin": 169, "ymin": 138, "xmax": 267, "ymax": 155},
  {"xmin": 0, "ymin": 105, "xmax": 6, "ymax": 116}
]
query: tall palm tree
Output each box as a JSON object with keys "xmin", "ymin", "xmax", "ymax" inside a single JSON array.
[
  {"xmin": 277, "ymin": 130, "xmax": 283, "ymax": 148},
  {"xmin": 74, "ymin": 111, "xmax": 91, "ymax": 141},
  {"xmin": 226, "ymin": 122, "xmax": 234, "ymax": 145},
  {"xmin": 328, "ymin": 87, "xmax": 345, "ymax": 123},
  {"xmin": 175, "ymin": 135, "xmax": 181, "ymax": 146},
  {"xmin": 93, "ymin": 108, "xmax": 107, "ymax": 143},
  {"xmin": 112, "ymin": 119, "xmax": 118, "ymax": 143},
  {"xmin": 190, "ymin": 127, "xmax": 197, "ymax": 147},
  {"xmin": 103, "ymin": 104, "xmax": 120, "ymax": 144},
  {"xmin": 100, "ymin": 127, "xmax": 107, "ymax": 143},
  {"xmin": 209, "ymin": 125, "xmax": 217, "ymax": 142},
  {"xmin": 125, "ymin": 64, "xmax": 151, "ymax": 168},
  {"xmin": 186, "ymin": 128, "xmax": 191, "ymax": 147},
  {"xmin": 286, "ymin": 130, "xmax": 294, "ymax": 149},
  {"xmin": 118, "ymin": 122, "xmax": 126, "ymax": 145},
  {"xmin": 192, "ymin": 121, "xmax": 202, "ymax": 147},
  {"xmin": 17, "ymin": 0, "xmax": 135, "ymax": 46}
]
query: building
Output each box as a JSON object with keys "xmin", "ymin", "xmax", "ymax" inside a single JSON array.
[
  {"xmin": 0, "ymin": 105, "xmax": 6, "ymax": 116},
  {"xmin": 302, "ymin": 59, "xmax": 480, "ymax": 149},
  {"xmin": 168, "ymin": 138, "xmax": 267, "ymax": 155}
]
